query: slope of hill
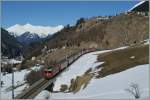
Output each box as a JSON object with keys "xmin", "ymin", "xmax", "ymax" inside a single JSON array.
[
  {"xmin": 44, "ymin": 13, "xmax": 148, "ymax": 49},
  {"xmin": 1, "ymin": 28, "xmax": 22, "ymax": 58},
  {"xmin": 19, "ymin": 1, "xmax": 149, "ymax": 69},
  {"xmin": 50, "ymin": 64, "xmax": 149, "ymax": 99},
  {"xmin": 20, "ymin": 12, "xmax": 148, "ymax": 69},
  {"xmin": 35, "ymin": 43, "xmax": 149, "ymax": 99}
]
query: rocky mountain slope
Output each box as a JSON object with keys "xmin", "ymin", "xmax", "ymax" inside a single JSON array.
[
  {"xmin": 41, "ymin": 13, "xmax": 148, "ymax": 50},
  {"xmin": 17, "ymin": 32, "xmax": 41, "ymax": 45},
  {"xmin": 18, "ymin": 1, "xmax": 149, "ymax": 68},
  {"xmin": 1, "ymin": 28, "xmax": 23, "ymax": 58},
  {"xmin": 20, "ymin": 12, "xmax": 148, "ymax": 69}
]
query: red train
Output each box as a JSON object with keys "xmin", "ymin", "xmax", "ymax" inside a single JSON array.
[{"xmin": 43, "ymin": 48, "xmax": 96, "ymax": 79}]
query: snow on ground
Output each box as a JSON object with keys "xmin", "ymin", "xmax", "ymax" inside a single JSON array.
[
  {"xmin": 130, "ymin": 56, "xmax": 135, "ymax": 59},
  {"xmin": 1, "ymin": 45, "xmax": 147, "ymax": 99},
  {"xmin": 144, "ymin": 39, "xmax": 149, "ymax": 45},
  {"xmin": 35, "ymin": 50, "xmax": 108, "ymax": 99},
  {"xmin": 34, "ymin": 90, "xmax": 50, "ymax": 100},
  {"xmin": 1, "ymin": 58, "xmax": 22, "ymax": 66},
  {"xmin": 1, "ymin": 69, "xmax": 29, "ymax": 99},
  {"xmin": 50, "ymin": 64, "xmax": 149, "ymax": 99},
  {"xmin": 34, "ymin": 46, "xmax": 129, "ymax": 99},
  {"xmin": 52, "ymin": 46, "xmax": 130, "ymax": 91},
  {"xmin": 34, "ymin": 46, "xmax": 149, "ymax": 99},
  {"xmin": 1, "ymin": 65, "xmax": 43, "ymax": 99},
  {"xmin": 2, "ymin": 58, "xmax": 22, "ymax": 65},
  {"xmin": 53, "ymin": 51, "xmax": 107, "ymax": 91},
  {"xmin": 8, "ymin": 59, "xmax": 22, "ymax": 64},
  {"xmin": 113, "ymin": 46, "xmax": 128, "ymax": 50},
  {"xmin": 139, "ymin": 39, "xmax": 149, "ymax": 45}
]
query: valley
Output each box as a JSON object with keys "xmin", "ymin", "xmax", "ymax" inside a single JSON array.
[{"xmin": 1, "ymin": 1, "xmax": 149, "ymax": 100}]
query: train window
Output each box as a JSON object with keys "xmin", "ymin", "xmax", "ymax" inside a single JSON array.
[
  {"xmin": 47, "ymin": 68, "xmax": 52, "ymax": 71},
  {"xmin": 48, "ymin": 70, "xmax": 52, "ymax": 73},
  {"xmin": 47, "ymin": 65, "xmax": 53, "ymax": 71}
]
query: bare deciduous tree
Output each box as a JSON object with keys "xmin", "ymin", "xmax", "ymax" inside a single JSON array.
[{"xmin": 125, "ymin": 83, "xmax": 141, "ymax": 99}]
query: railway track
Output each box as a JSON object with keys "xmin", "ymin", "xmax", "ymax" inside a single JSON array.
[
  {"xmin": 15, "ymin": 50, "xmax": 97, "ymax": 99},
  {"xmin": 15, "ymin": 78, "xmax": 53, "ymax": 99}
]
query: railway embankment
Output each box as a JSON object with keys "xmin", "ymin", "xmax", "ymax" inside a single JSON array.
[{"xmin": 51, "ymin": 42, "xmax": 149, "ymax": 94}]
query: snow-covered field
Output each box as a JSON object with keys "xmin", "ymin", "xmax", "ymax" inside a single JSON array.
[
  {"xmin": 50, "ymin": 64, "xmax": 149, "ymax": 99},
  {"xmin": 1, "ymin": 69, "xmax": 29, "ymax": 99},
  {"xmin": 35, "ymin": 51, "xmax": 106, "ymax": 99},
  {"xmin": 52, "ymin": 46, "xmax": 132, "ymax": 92},
  {"xmin": 0, "ymin": 65, "xmax": 43, "ymax": 99},
  {"xmin": 53, "ymin": 51, "xmax": 106, "ymax": 91},
  {"xmin": 35, "ymin": 45, "xmax": 149, "ymax": 99},
  {"xmin": 34, "ymin": 90, "xmax": 51, "ymax": 100},
  {"xmin": 2, "ymin": 44, "xmax": 149, "ymax": 99},
  {"xmin": 1, "ymin": 58, "xmax": 22, "ymax": 65}
]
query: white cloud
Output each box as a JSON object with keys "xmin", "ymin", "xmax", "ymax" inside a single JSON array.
[{"xmin": 7, "ymin": 23, "xmax": 64, "ymax": 38}]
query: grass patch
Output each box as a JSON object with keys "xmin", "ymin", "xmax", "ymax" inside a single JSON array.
[
  {"xmin": 59, "ymin": 72, "xmax": 93, "ymax": 93},
  {"xmin": 96, "ymin": 44, "xmax": 149, "ymax": 77},
  {"xmin": 55, "ymin": 44, "xmax": 149, "ymax": 94}
]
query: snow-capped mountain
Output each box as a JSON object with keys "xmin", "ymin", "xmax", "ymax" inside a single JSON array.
[
  {"xmin": 17, "ymin": 32, "xmax": 41, "ymax": 45},
  {"xmin": 6, "ymin": 23, "xmax": 64, "ymax": 45},
  {"xmin": 7, "ymin": 23, "xmax": 64, "ymax": 38}
]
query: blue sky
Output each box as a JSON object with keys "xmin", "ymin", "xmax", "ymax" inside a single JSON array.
[{"xmin": 2, "ymin": 1, "xmax": 139, "ymax": 28}]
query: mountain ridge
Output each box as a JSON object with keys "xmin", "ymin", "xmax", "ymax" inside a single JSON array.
[
  {"xmin": 7, "ymin": 23, "xmax": 64, "ymax": 38},
  {"xmin": 1, "ymin": 28, "xmax": 23, "ymax": 58}
]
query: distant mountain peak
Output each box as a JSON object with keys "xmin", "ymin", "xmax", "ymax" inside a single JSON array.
[{"xmin": 7, "ymin": 23, "xmax": 64, "ymax": 38}]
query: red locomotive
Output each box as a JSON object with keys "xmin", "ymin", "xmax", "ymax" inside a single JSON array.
[
  {"xmin": 43, "ymin": 64, "xmax": 61, "ymax": 79},
  {"xmin": 43, "ymin": 48, "xmax": 96, "ymax": 79}
]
